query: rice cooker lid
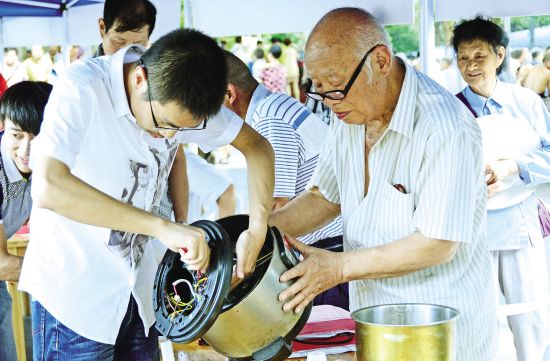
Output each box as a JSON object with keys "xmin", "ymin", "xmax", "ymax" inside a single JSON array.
[{"xmin": 153, "ymin": 219, "xmax": 233, "ymax": 343}]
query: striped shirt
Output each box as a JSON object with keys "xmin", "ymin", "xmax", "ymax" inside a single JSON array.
[
  {"xmin": 247, "ymin": 85, "xmax": 342, "ymax": 244},
  {"xmin": 309, "ymin": 61, "xmax": 497, "ymax": 361}
]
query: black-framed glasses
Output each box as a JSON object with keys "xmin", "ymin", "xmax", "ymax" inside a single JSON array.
[
  {"xmin": 305, "ymin": 44, "xmax": 382, "ymax": 101},
  {"xmin": 139, "ymin": 59, "xmax": 207, "ymax": 132}
]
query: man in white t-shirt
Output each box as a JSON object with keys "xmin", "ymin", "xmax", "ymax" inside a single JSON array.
[{"xmin": 20, "ymin": 29, "xmax": 274, "ymax": 360}]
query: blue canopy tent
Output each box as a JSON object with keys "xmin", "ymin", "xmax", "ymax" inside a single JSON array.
[
  {"xmin": 0, "ymin": 0, "xmax": 102, "ymax": 17},
  {"xmin": 0, "ymin": 0, "xmax": 105, "ymax": 65},
  {"xmin": 0, "ymin": 0, "xmax": 179, "ymax": 63}
]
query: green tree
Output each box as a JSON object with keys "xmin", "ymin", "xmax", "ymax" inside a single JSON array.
[{"xmin": 386, "ymin": 24, "xmax": 419, "ymax": 53}]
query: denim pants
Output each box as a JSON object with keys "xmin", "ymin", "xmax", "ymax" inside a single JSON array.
[
  {"xmin": 32, "ymin": 296, "xmax": 159, "ymax": 361},
  {"xmin": 0, "ymin": 281, "xmax": 17, "ymax": 361}
]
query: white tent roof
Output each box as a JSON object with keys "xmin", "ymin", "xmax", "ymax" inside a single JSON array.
[{"xmin": 185, "ymin": 0, "xmax": 414, "ymax": 37}]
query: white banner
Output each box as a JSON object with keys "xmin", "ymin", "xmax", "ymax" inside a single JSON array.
[{"xmin": 189, "ymin": 0, "xmax": 414, "ymax": 37}]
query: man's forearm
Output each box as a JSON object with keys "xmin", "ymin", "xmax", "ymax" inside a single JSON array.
[
  {"xmin": 269, "ymin": 188, "xmax": 340, "ymax": 237},
  {"xmin": 244, "ymin": 137, "xmax": 274, "ymax": 234},
  {"xmin": 32, "ymin": 156, "xmax": 167, "ymax": 239},
  {"xmin": 342, "ymin": 232, "xmax": 459, "ymax": 282},
  {"xmin": 169, "ymin": 145, "xmax": 189, "ymax": 223}
]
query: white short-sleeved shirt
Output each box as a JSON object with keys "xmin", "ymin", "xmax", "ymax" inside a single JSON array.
[
  {"xmin": 247, "ymin": 85, "xmax": 342, "ymax": 244},
  {"xmin": 19, "ymin": 45, "xmax": 242, "ymax": 344},
  {"xmin": 308, "ymin": 61, "xmax": 497, "ymax": 361}
]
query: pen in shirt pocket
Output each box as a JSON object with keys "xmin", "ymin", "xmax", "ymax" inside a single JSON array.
[{"xmin": 393, "ymin": 183, "xmax": 407, "ymax": 193}]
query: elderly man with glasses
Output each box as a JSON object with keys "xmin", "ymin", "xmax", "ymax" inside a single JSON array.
[{"xmin": 269, "ymin": 8, "xmax": 497, "ymax": 361}]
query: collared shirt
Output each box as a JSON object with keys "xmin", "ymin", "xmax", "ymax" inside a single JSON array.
[
  {"xmin": 309, "ymin": 61, "xmax": 496, "ymax": 361},
  {"xmin": 247, "ymin": 84, "xmax": 342, "ymax": 244},
  {"xmin": 461, "ymin": 82, "xmax": 550, "ymax": 249},
  {"xmin": 19, "ymin": 45, "xmax": 243, "ymax": 344},
  {"xmin": 0, "ymin": 133, "xmax": 32, "ymax": 238}
]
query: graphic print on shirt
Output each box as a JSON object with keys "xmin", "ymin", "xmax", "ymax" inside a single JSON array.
[
  {"xmin": 108, "ymin": 160, "xmax": 151, "ymax": 267},
  {"xmin": 107, "ymin": 142, "xmax": 177, "ymax": 268}
]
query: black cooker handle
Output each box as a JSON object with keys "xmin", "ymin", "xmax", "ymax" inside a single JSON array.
[{"xmin": 271, "ymin": 227, "xmax": 298, "ymax": 270}]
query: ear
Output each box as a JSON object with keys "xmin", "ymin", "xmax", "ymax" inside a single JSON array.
[
  {"xmin": 226, "ymin": 83, "xmax": 238, "ymax": 105},
  {"xmin": 98, "ymin": 18, "xmax": 106, "ymax": 38},
  {"xmin": 132, "ymin": 64, "xmax": 148, "ymax": 92},
  {"xmin": 373, "ymin": 45, "xmax": 393, "ymax": 76},
  {"xmin": 496, "ymin": 46, "xmax": 506, "ymax": 68}
]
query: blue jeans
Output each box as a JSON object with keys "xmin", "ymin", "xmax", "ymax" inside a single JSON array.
[
  {"xmin": 32, "ymin": 296, "xmax": 159, "ymax": 361},
  {"xmin": 0, "ymin": 282, "xmax": 17, "ymax": 361}
]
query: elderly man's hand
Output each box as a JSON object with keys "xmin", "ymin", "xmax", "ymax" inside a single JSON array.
[
  {"xmin": 235, "ymin": 227, "xmax": 267, "ymax": 278},
  {"xmin": 278, "ymin": 235, "xmax": 345, "ymax": 314}
]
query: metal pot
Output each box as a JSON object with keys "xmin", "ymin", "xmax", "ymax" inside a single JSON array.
[
  {"xmin": 351, "ymin": 303, "xmax": 459, "ymax": 361},
  {"xmin": 153, "ymin": 215, "xmax": 312, "ymax": 361}
]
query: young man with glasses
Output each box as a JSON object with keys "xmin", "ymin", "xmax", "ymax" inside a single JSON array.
[
  {"xmin": 269, "ymin": 8, "xmax": 496, "ymax": 361},
  {"xmin": 19, "ymin": 29, "xmax": 274, "ymax": 360},
  {"xmin": 96, "ymin": 0, "xmax": 239, "ymax": 226}
]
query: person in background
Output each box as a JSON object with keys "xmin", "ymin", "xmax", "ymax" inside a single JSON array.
[
  {"xmin": 531, "ymin": 47, "xmax": 544, "ymax": 66},
  {"xmin": 0, "ymin": 81, "xmax": 52, "ymax": 361},
  {"xmin": 453, "ymin": 17, "xmax": 550, "ymax": 361},
  {"xmin": 259, "ymin": 45, "xmax": 287, "ymax": 94},
  {"xmin": 2, "ymin": 48, "xmax": 27, "ymax": 87},
  {"xmin": 283, "ymin": 38, "xmax": 300, "ymax": 99},
  {"xmin": 22, "ymin": 45, "xmax": 53, "ymax": 82},
  {"xmin": 269, "ymin": 8, "xmax": 497, "ymax": 361},
  {"xmin": 251, "ymin": 47, "xmax": 267, "ymax": 81},
  {"xmin": 19, "ymin": 28, "xmax": 273, "ymax": 360},
  {"xmin": 522, "ymin": 51, "xmax": 550, "ymax": 107},
  {"xmin": 231, "ymin": 35, "xmax": 248, "ymax": 64}
]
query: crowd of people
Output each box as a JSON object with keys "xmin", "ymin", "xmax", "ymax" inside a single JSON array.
[{"xmin": 0, "ymin": 2, "xmax": 548, "ymax": 361}]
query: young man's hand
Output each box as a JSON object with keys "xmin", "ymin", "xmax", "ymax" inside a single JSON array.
[
  {"xmin": 234, "ymin": 227, "xmax": 267, "ymax": 279},
  {"xmin": 0, "ymin": 253, "xmax": 22, "ymax": 282},
  {"xmin": 156, "ymin": 221, "xmax": 210, "ymax": 272}
]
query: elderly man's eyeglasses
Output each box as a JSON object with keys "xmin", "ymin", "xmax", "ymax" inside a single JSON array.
[
  {"xmin": 139, "ymin": 59, "xmax": 207, "ymax": 132},
  {"xmin": 305, "ymin": 44, "xmax": 382, "ymax": 102}
]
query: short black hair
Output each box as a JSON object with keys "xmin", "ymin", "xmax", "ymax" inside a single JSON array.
[
  {"xmin": 269, "ymin": 45, "xmax": 282, "ymax": 59},
  {"xmin": 103, "ymin": 0, "xmax": 156, "ymax": 36},
  {"xmin": 0, "ymin": 81, "xmax": 52, "ymax": 135},
  {"xmin": 452, "ymin": 16, "xmax": 509, "ymax": 75},
  {"xmin": 224, "ymin": 50, "xmax": 257, "ymax": 93},
  {"xmin": 140, "ymin": 28, "xmax": 227, "ymax": 121}
]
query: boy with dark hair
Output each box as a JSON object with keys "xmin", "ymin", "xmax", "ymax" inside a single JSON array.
[
  {"xmin": 0, "ymin": 81, "xmax": 52, "ymax": 361},
  {"xmin": 20, "ymin": 28, "xmax": 273, "ymax": 360},
  {"xmin": 97, "ymin": 0, "xmax": 157, "ymax": 56}
]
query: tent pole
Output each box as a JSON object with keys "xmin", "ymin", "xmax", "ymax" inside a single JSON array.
[
  {"xmin": 63, "ymin": 0, "xmax": 70, "ymax": 66},
  {"xmin": 419, "ymin": 0, "xmax": 435, "ymax": 77},
  {"xmin": 183, "ymin": 0, "xmax": 192, "ymax": 28}
]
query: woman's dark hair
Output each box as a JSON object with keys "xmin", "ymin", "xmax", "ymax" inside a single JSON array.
[
  {"xmin": 140, "ymin": 28, "xmax": 227, "ymax": 121},
  {"xmin": 0, "ymin": 81, "xmax": 52, "ymax": 135},
  {"xmin": 103, "ymin": 0, "xmax": 156, "ymax": 36},
  {"xmin": 452, "ymin": 16, "xmax": 509, "ymax": 75}
]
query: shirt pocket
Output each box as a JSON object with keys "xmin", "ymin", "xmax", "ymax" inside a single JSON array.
[{"xmin": 374, "ymin": 181, "xmax": 416, "ymax": 242}]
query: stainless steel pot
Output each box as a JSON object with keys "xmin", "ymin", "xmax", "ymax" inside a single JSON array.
[
  {"xmin": 153, "ymin": 215, "xmax": 312, "ymax": 361},
  {"xmin": 351, "ymin": 303, "xmax": 459, "ymax": 361}
]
